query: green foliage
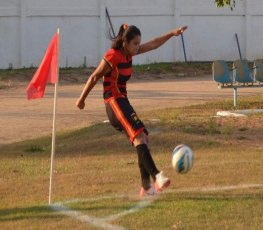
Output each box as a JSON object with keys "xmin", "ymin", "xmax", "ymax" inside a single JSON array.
[{"xmin": 215, "ymin": 0, "xmax": 236, "ymax": 10}]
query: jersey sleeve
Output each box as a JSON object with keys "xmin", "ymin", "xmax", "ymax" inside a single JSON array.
[{"xmin": 103, "ymin": 49, "xmax": 118, "ymax": 70}]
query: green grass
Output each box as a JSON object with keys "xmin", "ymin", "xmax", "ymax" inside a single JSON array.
[
  {"xmin": 0, "ymin": 67, "xmax": 87, "ymax": 81},
  {"xmin": 0, "ymin": 68, "xmax": 33, "ymax": 82},
  {"xmin": 133, "ymin": 62, "xmax": 176, "ymax": 73},
  {"xmin": 133, "ymin": 62, "xmax": 211, "ymax": 73},
  {"xmin": 117, "ymin": 193, "xmax": 262, "ymax": 230},
  {"xmin": 0, "ymin": 96, "xmax": 263, "ymax": 229},
  {"xmin": 0, "ymin": 62, "xmax": 211, "ymax": 82}
]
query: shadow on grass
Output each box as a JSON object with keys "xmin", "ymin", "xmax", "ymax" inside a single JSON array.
[
  {"xmin": 0, "ymin": 205, "xmax": 62, "ymax": 222},
  {"xmin": 66, "ymin": 202, "xmax": 138, "ymax": 215},
  {"xmin": 0, "ymin": 202, "xmax": 135, "ymax": 222}
]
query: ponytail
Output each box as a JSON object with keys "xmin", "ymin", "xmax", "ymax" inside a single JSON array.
[{"xmin": 110, "ymin": 24, "xmax": 141, "ymax": 50}]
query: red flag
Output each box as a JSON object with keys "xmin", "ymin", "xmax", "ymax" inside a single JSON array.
[{"xmin": 26, "ymin": 32, "xmax": 59, "ymax": 100}]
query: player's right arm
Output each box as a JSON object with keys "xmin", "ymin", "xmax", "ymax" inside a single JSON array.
[{"xmin": 76, "ymin": 59, "xmax": 111, "ymax": 110}]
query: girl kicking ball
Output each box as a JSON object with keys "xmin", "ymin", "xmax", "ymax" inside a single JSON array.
[{"xmin": 76, "ymin": 23, "xmax": 187, "ymax": 197}]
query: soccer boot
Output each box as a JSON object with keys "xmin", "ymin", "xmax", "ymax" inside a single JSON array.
[
  {"xmin": 154, "ymin": 171, "xmax": 171, "ymax": 192},
  {"xmin": 139, "ymin": 185, "xmax": 156, "ymax": 197}
]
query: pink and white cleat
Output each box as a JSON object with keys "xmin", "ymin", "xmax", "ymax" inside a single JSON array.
[
  {"xmin": 154, "ymin": 171, "xmax": 171, "ymax": 192},
  {"xmin": 139, "ymin": 185, "xmax": 156, "ymax": 197}
]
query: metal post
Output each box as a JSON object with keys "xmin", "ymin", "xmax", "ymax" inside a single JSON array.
[
  {"xmin": 233, "ymin": 87, "xmax": 237, "ymax": 107},
  {"xmin": 105, "ymin": 7, "xmax": 115, "ymax": 37},
  {"xmin": 181, "ymin": 33, "xmax": 187, "ymax": 62},
  {"xmin": 235, "ymin": 33, "xmax": 242, "ymax": 60}
]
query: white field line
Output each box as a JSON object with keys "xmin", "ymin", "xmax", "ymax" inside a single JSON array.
[
  {"xmin": 52, "ymin": 203, "xmax": 125, "ymax": 230},
  {"xmin": 167, "ymin": 183, "xmax": 263, "ymax": 193},
  {"xmin": 52, "ymin": 196, "xmax": 155, "ymax": 230},
  {"xmin": 51, "ymin": 183, "xmax": 263, "ymax": 230},
  {"xmin": 101, "ymin": 198, "xmax": 154, "ymax": 222}
]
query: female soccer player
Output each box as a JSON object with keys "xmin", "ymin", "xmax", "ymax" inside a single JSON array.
[{"xmin": 76, "ymin": 24, "xmax": 187, "ymax": 197}]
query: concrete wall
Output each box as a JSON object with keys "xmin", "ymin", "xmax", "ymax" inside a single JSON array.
[{"xmin": 0, "ymin": 0, "xmax": 262, "ymax": 68}]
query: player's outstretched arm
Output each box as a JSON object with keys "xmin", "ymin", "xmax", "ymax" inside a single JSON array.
[
  {"xmin": 138, "ymin": 26, "xmax": 187, "ymax": 55},
  {"xmin": 76, "ymin": 59, "xmax": 111, "ymax": 110}
]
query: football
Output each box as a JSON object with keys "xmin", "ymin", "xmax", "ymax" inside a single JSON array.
[{"xmin": 172, "ymin": 144, "xmax": 194, "ymax": 173}]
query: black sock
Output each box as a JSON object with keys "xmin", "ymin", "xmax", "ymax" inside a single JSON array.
[
  {"xmin": 139, "ymin": 166, "xmax": 151, "ymax": 190},
  {"xmin": 136, "ymin": 144, "xmax": 159, "ymax": 184}
]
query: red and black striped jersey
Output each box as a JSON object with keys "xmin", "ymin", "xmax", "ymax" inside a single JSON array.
[{"xmin": 103, "ymin": 48, "xmax": 132, "ymax": 103}]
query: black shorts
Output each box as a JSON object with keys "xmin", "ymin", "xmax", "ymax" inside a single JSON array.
[{"xmin": 105, "ymin": 97, "xmax": 147, "ymax": 142}]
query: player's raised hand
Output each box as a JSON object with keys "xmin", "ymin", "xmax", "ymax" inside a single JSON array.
[{"xmin": 172, "ymin": 26, "xmax": 188, "ymax": 36}]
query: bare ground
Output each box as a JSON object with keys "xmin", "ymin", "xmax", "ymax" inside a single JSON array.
[{"xmin": 0, "ymin": 68, "xmax": 262, "ymax": 145}]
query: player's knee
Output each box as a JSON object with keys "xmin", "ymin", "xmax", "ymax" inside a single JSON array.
[
  {"xmin": 133, "ymin": 132, "xmax": 147, "ymax": 146},
  {"xmin": 133, "ymin": 134, "xmax": 144, "ymax": 146}
]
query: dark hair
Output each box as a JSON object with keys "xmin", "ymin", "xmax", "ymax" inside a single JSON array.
[{"xmin": 110, "ymin": 24, "xmax": 141, "ymax": 50}]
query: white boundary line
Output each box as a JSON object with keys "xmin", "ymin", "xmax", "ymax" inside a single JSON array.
[
  {"xmin": 52, "ymin": 203, "xmax": 125, "ymax": 230},
  {"xmin": 51, "ymin": 183, "xmax": 263, "ymax": 230},
  {"xmin": 52, "ymin": 197, "xmax": 154, "ymax": 230},
  {"xmin": 101, "ymin": 198, "xmax": 154, "ymax": 222},
  {"xmin": 166, "ymin": 183, "xmax": 263, "ymax": 193}
]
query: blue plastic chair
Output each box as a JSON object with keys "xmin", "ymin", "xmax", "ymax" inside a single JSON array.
[
  {"xmin": 233, "ymin": 60, "xmax": 253, "ymax": 84},
  {"xmin": 213, "ymin": 60, "xmax": 233, "ymax": 85}
]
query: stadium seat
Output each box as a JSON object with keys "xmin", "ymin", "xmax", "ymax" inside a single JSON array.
[
  {"xmin": 253, "ymin": 60, "xmax": 263, "ymax": 83},
  {"xmin": 212, "ymin": 60, "xmax": 233, "ymax": 85},
  {"xmin": 233, "ymin": 60, "xmax": 253, "ymax": 84}
]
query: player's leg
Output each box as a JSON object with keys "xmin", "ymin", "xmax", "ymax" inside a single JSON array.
[
  {"xmin": 105, "ymin": 97, "xmax": 170, "ymax": 195},
  {"xmin": 106, "ymin": 98, "xmax": 153, "ymax": 194},
  {"xmin": 134, "ymin": 133, "xmax": 170, "ymax": 194},
  {"xmin": 134, "ymin": 133, "xmax": 159, "ymax": 181},
  {"xmin": 134, "ymin": 133, "xmax": 157, "ymax": 196}
]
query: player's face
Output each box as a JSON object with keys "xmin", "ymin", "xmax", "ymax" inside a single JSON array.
[{"xmin": 125, "ymin": 35, "xmax": 141, "ymax": 56}]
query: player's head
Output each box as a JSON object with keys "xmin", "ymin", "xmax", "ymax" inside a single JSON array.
[{"xmin": 111, "ymin": 24, "xmax": 141, "ymax": 55}]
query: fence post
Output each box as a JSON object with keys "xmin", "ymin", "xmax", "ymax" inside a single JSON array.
[
  {"xmin": 245, "ymin": 0, "xmax": 251, "ymax": 61},
  {"xmin": 100, "ymin": 0, "xmax": 107, "ymax": 60},
  {"xmin": 173, "ymin": 0, "xmax": 181, "ymax": 62},
  {"xmin": 19, "ymin": 0, "xmax": 27, "ymax": 68}
]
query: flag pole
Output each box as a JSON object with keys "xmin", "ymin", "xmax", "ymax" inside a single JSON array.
[{"xmin": 49, "ymin": 28, "xmax": 60, "ymax": 205}]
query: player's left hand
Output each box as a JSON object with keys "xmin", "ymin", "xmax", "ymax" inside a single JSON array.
[
  {"xmin": 172, "ymin": 26, "xmax": 188, "ymax": 36},
  {"xmin": 76, "ymin": 98, "xmax": 85, "ymax": 110}
]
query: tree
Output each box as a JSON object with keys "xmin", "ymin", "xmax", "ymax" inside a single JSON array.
[{"xmin": 215, "ymin": 0, "xmax": 236, "ymax": 10}]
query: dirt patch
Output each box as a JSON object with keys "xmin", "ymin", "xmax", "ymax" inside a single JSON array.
[{"xmin": 0, "ymin": 66, "xmax": 262, "ymax": 145}]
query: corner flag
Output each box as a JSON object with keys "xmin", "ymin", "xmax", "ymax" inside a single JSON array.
[
  {"xmin": 26, "ymin": 31, "xmax": 59, "ymax": 100},
  {"xmin": 26, "ymin": 29, "xmax": 60, "ymax": 205}
]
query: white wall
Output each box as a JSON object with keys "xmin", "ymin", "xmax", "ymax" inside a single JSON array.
[{"xmin": 0, "ymin": 0, "xmax": 263, "ymax": 68}]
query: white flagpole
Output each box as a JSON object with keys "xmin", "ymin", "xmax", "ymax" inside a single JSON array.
[{"xmin": 49, "ymin": 28, "xmax": 60, "ymax": 205}]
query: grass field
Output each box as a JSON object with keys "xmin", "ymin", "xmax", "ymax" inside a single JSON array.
[
  {"xmin": 0, "ymin": 62, "xmax": 211, "ymax": 86},
  {"xmin": 0, "ymin": 96, "xmax": 263, "ymax": 229}
]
